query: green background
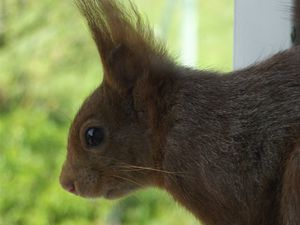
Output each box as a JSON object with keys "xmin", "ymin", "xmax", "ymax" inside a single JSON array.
[{"xmin": 0, "ymin": 0, "xmax": 233, "ymax": 224}]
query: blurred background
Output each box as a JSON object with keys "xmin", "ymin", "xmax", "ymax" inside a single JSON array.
[{"xmin": 0, "ymin": 0, "xmax": 233, "ymax": 224}]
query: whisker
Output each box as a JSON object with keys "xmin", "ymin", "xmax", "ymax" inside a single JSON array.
[
  {"xmin": 98, "ymin": 156, "xmax": 176, "ymax": 173},
  {"xmin": 97, "ymin": 155, "xmax": 197, "ymax": 179},
  {"xmin": 116, "ymin": 166, "xmax": 196, "ymax": 180},
  {"xmin": 118, "ymin": 165, "xmax": 180, "ymax": 175},
  {"xmin": 116, "ymin": 165, "xmax": 191, "ymax": 176},
  {"xmin": 112, "ymin": 174, "xmax": 144, "ymax": 187}
]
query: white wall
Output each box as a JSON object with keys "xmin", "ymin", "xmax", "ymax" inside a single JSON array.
[{"xmin": 234, "ymin": 0, "xmax": 293, "ymax": 70}]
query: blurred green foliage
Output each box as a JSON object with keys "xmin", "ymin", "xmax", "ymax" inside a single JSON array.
[{"xmin": 0, "ymin": 0, "xmax": 233, "ymax": 224}]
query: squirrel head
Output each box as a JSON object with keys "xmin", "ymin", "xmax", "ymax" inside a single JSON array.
[{"xmin": 60, "ymin": 0, "xmax": 175, "ymax": 199}]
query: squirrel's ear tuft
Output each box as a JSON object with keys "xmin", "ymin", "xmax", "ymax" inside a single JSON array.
[{"xmin": 76, "ymin": 0, "xmax": 170, "ymax": 93}]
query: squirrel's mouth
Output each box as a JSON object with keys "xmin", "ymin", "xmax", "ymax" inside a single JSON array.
[{"xmin": 66, "ymin": 177, "xmax": 140, "ymax": 199}]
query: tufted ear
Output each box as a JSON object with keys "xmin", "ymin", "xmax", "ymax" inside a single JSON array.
[{"xmin": 76, "ymin": 0, "xmax": 169, "ymax": 93}]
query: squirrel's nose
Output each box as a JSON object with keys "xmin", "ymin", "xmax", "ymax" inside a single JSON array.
[
  {"xmin": 59, "ymin": 162, "xmax": 77, "ymax": 194},
  {"xmin": 61, "ymin": 179, "xmax": 76, "ymax": 194}
]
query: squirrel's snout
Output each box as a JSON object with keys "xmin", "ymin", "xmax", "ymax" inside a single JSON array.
[
  {"xmin": 61, "ymin": 179, "xmax": 76, "ymax": 194},
  {"xmin": 60, "ymin": 162, "xmax": 77, "ymax": 194}
]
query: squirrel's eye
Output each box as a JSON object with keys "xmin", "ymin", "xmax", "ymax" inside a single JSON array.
[{"xmin": 85, "ymin": 127, "xmax": 105, "ymax": 148}]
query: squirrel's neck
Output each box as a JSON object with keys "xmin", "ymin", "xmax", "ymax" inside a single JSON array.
[{"xmin": 157, "ymin": 70, "xmax": 282, "ymax": 225}]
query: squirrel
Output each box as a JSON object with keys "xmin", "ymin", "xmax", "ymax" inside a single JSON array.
[{"xmin": 60, "ymin": 0, "xmax": 300, "ymax": 225}]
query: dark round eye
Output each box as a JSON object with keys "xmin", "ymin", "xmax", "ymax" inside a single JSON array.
[{"xmin": 85, "ymin": 127, "xmax": 105, "ymax": 148}]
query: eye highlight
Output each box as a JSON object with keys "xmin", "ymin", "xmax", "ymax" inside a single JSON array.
[{"xmin": 85, "ymin": 127, "xmax": 105, "ymax": 148}]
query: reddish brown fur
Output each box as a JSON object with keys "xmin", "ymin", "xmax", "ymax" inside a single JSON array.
[{"xmin": 60, "ymin": 1, "xmax": 300, "ymax": 225}]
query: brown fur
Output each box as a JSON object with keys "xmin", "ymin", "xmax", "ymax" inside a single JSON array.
[{"xmin": 60, "ymin": 1, "xmax": 300, "ymax": 224}]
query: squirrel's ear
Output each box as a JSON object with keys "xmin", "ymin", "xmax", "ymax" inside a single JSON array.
[{"xmin": 76, "ymin": 0, "xmax": 169, "ymax": 93}]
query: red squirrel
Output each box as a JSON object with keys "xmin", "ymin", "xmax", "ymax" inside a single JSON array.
[{"xmin": 60, "ymin": 0, "xmax": 300, "ymax": 224}]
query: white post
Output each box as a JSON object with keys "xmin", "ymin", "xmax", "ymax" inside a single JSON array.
[
  {"xmin": 181, "ymin": 0, "xmax": 198, "ymax": 67},
  {"xmin": 234, "ymin": 0, "xmax": 293, "ymax": 70}
]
